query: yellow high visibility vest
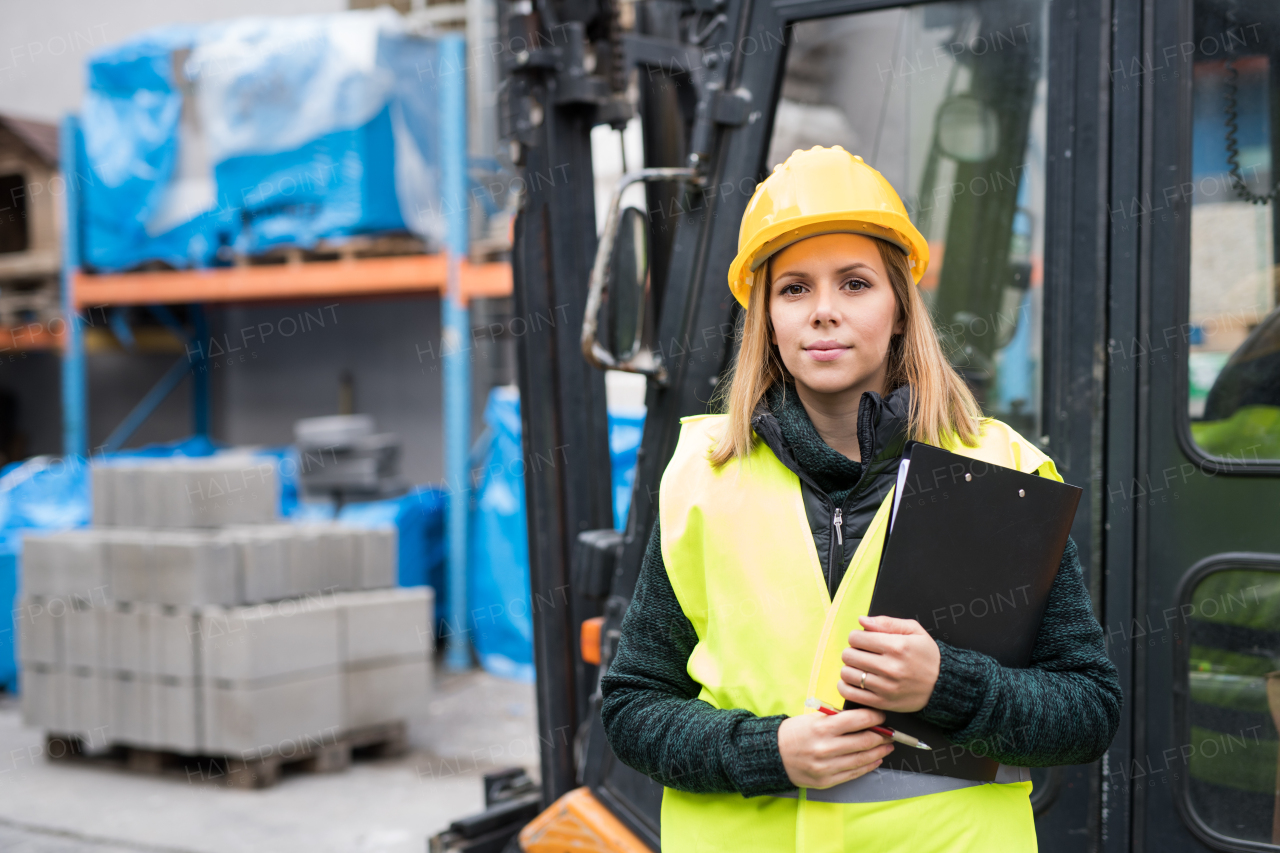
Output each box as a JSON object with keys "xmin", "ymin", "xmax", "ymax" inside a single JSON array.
[{"xmin": 658, "ymin": 413, "xmax": 1063, "ymax": 853}]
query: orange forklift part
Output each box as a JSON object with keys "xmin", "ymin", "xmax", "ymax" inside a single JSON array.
[
  {"xmin": 580, "ymin": 617, "xmax": 605, "ymax": 665},
  {"xmin": 518, "ymin": 787, "xmax": 650, "ymax": 853}
]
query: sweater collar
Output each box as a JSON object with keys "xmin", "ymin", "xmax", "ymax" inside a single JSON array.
[{"xmin": 751, "ymin": 382, "xmax": 912, "ymax": 496}]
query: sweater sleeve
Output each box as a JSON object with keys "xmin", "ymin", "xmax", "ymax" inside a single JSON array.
[
  {"xmin": 916, "ymin": 537, "xmax": 1123, "ymax": 766},
  {"xmin": 599, "ymin": 519, "xmax": 796, "ymax": 797}
]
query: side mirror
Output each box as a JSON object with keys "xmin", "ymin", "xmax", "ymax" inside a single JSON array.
[
  {"xmin": 582, "ymin": 167, "xmax": 698, "ymax": 384},
  {"xmin": 606, "ymin": 206, "xmax": 649, "ymax": 363}
]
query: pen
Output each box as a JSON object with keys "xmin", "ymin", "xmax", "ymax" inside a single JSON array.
[{"xmin": 805, "ymin": 697, "xmax": 932, "ymax": 750}]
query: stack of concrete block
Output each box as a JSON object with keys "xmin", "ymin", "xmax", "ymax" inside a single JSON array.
[
  {"xmin": 20, "ymin": 526, "xmax": 397, "ymax": 607},
  {"xmin": 16, "ymin": 587, "xmax": 432, "ymax": 755},
  {"xmin": 197, "ymin": 588, "xmax": 433, "ymax": 755},
  {"xmin": 92, "ymin": 455, "xmax": 280, "ymax": 528},
  {"xmin": 16, "ymin": 452, "xmax": 423, "ymax": 763}
]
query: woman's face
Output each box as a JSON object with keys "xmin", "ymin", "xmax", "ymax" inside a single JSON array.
[{"xmin": 768, "ymin": 233, "xmax": 903, "ymax": 401}]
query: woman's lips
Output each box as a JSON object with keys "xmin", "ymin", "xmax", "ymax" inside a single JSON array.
[{"xmin": 805, "ymin": 342, "xmax": 849, "ymax": 362}]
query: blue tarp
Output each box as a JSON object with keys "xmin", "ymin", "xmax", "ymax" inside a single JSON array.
[
  {"xmin": 78, "ymin": 10, "xmax": 447, "ymax": 271},
  {"xmin": 467, "ymin": 387, "xmax": 645, "ymax": 682}
]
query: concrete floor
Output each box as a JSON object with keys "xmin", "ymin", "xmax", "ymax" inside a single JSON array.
[{"xmin": 0, "ymin": 669, "xmax": 539, "ymax": 853}]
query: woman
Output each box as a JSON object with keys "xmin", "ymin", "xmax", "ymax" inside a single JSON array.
[{"xmin": 600, "ymin": 146, "xmax": 1121, "ymax": 852}]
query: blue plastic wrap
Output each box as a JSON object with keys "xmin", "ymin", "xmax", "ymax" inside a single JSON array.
[
  {"xmin": 468, "ymin": 387, "xmax": 533, "ymax": 682},
  {"xmin": 78, "ymin": 10, "xmax": 446, "ymax": 271},
  {"xmin": 608, "ymin": 407, "xmax": 646, "ymax": 531},
  {"xmin": 467, "ymin": 388, "xmax": 646, "ymax": 682},
  {"xmin": 0, "ymin": 551, "xmax": 15, "ymax": 693}
]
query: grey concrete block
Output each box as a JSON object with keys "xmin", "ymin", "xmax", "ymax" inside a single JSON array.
[
  {"xmin": 202, "ymin": 672, "xmax": 343, "ymax": 757},
  {"xmin": 111, "ymin": 466, "xmax": 142, "ymax": 527},
  {"xmin": 21, "ymin": 531, "xmax": 108, "ymax": 600},
  {"xmin": 20, "ymin": 665, "xmax": 65, "ymax": 731},
  {"xmin": 64, "ymin": 598, "xmax": 107, "ymax": 670},
  {"xmin": 343, "ymin": 657, "xmax": 431, "ymax": 730},
  {"xmin": 149, "ymin": 532, "xmax": 237, "ymax": 606},
  {"xmin": 90, "ymin": 464, "xmax": 114, "ymax": 526},
  {"xmin": 104, "ymin": 603, "xmax": 149, "ymax": 674},
  {"xmin": 107, "ymin": 672, "xmax": 153, "ymax": 747},
  {"xmin": 181, "ymin": 457, "xmax": 280, "ymax": 527},
  {"xmin": 19, "ymin": 536, "xmax": 60, "ymax": 598},
  {"xmin": 222, "ymin": 526, "xmax": 291, "ymax": 603},
  {"xmin": 93, "ymin": 457, "xmax": 280, "ymax": 529},
  {"xmin": 146, "ymin": 605, "xmax": 199, "ymax": 680},
  {"xmin": 14, "ymin": 596, "xmax": 60, "ymax": 667},
  {"xmin": 63, "ymin": 531, "xmax": 110, "ymax": 602},
  {"xmin": 341, "ymin": 588, "xmax": 433, "ymax": 663},
  {"xmin": 356, "ymin": 527, "xmax": 397, "ymax": 590},
  {"xmin": 199, "ymin": 600, "xmax": 341, "ymax": 682},
  {"xmin": 320, "ymin": 527, "xmax": 358, "ymax": 593},
  {"xmin": 64, "ymin": 669, "xmax": 111, "ymax": 738},
  {"xmin": 105, "ymin": 533, "xmax": 150, "ymax": 603},
  {"xmin": 151, "ymin": 677, "xmax": 200, "ymax": 753}
]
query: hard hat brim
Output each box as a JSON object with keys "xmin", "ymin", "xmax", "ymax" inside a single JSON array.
[{"xmin": 727, "ymin": 210, "xmax": 929, "ymax": 309}]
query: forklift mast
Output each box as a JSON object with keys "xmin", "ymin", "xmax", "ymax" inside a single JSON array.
[{"xmin": 501, "ymin": 0, "xmax": 749, "ymax": 846}]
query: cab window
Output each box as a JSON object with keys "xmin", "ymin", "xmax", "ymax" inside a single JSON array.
[
  {"xmin": 769, "ymin": 0, "xmax": 1049, "ymax": 438},
  {"xmin": 1181, "ymin": 564, "xmax": 1280, "ymax": 844},
  {"xmin": 1187, "ymin": 0, "xmax": 1280, "ymax": 463}
]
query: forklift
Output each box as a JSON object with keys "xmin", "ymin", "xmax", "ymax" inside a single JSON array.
[{"xmin": 433, "ymin": 0, "xmax": 1280, "ymax": 850}]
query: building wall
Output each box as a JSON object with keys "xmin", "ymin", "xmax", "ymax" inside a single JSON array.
[{"xmin": 208, "ymin": 295, "xmax": 507, "ymax": 486}]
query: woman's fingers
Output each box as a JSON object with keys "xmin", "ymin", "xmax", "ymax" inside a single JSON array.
[
  {"xmin": 811, "ymin": 742, "xmax": 895, "ymax": 789},
  {"xmin": 840, "ymin": 650, "xmax": 898, "ymax": 682},
  {"xmin": 846, "ymin": 629, "xmax": 902, "ymax": 654},
  {"xmin": 818, "ymin": 728, "xmax": 892, "ymax": 759},
  {"xmin": 837, "ymin": 678, "xmax": 883, "ymax": 707},
  {"xmin": 824, "ymin": 708, "xmax": 886, "ymax": 735}
]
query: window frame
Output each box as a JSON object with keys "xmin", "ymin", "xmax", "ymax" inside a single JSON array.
[{"xmin": 1172, "ymin": 552, "xmax": 1280, "ymax": 853}]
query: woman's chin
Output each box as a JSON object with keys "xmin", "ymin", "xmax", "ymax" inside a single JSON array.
[{"xmin": 792, "ymin": 373, "xmax": 872, "ymax": 399}]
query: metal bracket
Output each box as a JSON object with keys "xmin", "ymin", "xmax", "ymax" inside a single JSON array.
[
  {"xmin": 709, "ymin": 85, "xmax": 752, "ymax": 127},
  {"xmin": 581, "ymin": 167, "xmax": 701, "ymax": 384}
]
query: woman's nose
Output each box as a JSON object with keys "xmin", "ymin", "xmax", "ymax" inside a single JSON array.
[{"xmin": 811, "ymin": 285, "xmax": 839, "ymax": 325}]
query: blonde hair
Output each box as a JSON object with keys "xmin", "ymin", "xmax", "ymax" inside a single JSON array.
[{"xmin": 709, "ymin": 238, "xmax": 982, "ymax": 467}]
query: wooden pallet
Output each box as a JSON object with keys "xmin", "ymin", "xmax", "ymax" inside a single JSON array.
[
  {"xmin": 234, "ymin": 234, "xmax": 430, "ymax": 267},
  {"xmin": 44, "ymin": 720, "xmax": 410, "ymax": 790}
]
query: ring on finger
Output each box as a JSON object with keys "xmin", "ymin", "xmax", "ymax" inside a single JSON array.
[{"xmin": 860, "ymin": 670, "xmax": 868, "ymax": 690}]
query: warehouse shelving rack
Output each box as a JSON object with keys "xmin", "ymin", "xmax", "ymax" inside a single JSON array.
[{"xmin": 54, "ymin": 34, "xmax": 484, "ymax": 671}]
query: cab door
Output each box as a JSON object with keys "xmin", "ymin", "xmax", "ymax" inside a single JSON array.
[
  {"xmin": 1119, "ymin": 1, "xmax": 1280, "ymax": 850},
  {"xmin": 589, "ymin": 0, "xmax": 1111, "ymax": 849}
]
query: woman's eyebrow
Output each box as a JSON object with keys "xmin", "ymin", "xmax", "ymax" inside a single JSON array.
[
  {"xmin": 834, "ymin": 262, "xmax": 876, "ymax": 275},
  {"xmin": 774, "ymin": 262, "xmax": 876, "ymax": 280}
]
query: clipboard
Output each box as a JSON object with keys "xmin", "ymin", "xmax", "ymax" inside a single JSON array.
[{"xmin": 843, "ymin": 442, "xmax": 1082, "ymax": 781}]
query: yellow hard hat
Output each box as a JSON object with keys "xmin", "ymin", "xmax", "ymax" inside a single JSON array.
[{"xmin": 727, "ymin": 146, "xmax": 929, "ymax": 308}]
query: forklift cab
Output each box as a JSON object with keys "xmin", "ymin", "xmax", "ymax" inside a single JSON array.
[{"xmin": 454, "ymin": 0, "xmax": 1280, "ymax": 850}]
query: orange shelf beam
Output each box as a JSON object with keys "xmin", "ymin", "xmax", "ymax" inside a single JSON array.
[
  {"xmin": 72, "ymin": 255, "xmax": 512, "ymax": 309},
  {"xmin": 0, "ymin": 325, "xmax": 63, "ymax": 352}
]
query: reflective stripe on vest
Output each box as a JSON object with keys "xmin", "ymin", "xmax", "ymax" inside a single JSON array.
[{"xmin": 657, "ymin": 414, "xmax": 1061, "ymax": 853}]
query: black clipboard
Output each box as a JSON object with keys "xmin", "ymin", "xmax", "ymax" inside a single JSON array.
[{"xmin": 843, "ymin": 442, "xmax": 1082, "ymax": 781}]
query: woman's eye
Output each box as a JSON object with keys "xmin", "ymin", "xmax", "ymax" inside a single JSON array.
[
  {"xmin": 843, "ymin": 278, "xmax": 870, "ymax": 291},
  {"xmin": 780, "ymin": 283, "xmax": 805, "ymax": 296}
]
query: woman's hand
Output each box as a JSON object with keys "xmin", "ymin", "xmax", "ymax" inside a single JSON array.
[
  {"xmin": 837, "ymin": 615, "xmax": 941, "ymax": 713},
  {"xmin": 777, "ymin": 708, "xmax": 894, "ymax": 789}
]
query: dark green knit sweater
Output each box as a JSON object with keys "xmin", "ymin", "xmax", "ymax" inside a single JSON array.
[{"xmin": 599, "ymin": 388, "xmax": 1122, "ymax": 797}]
